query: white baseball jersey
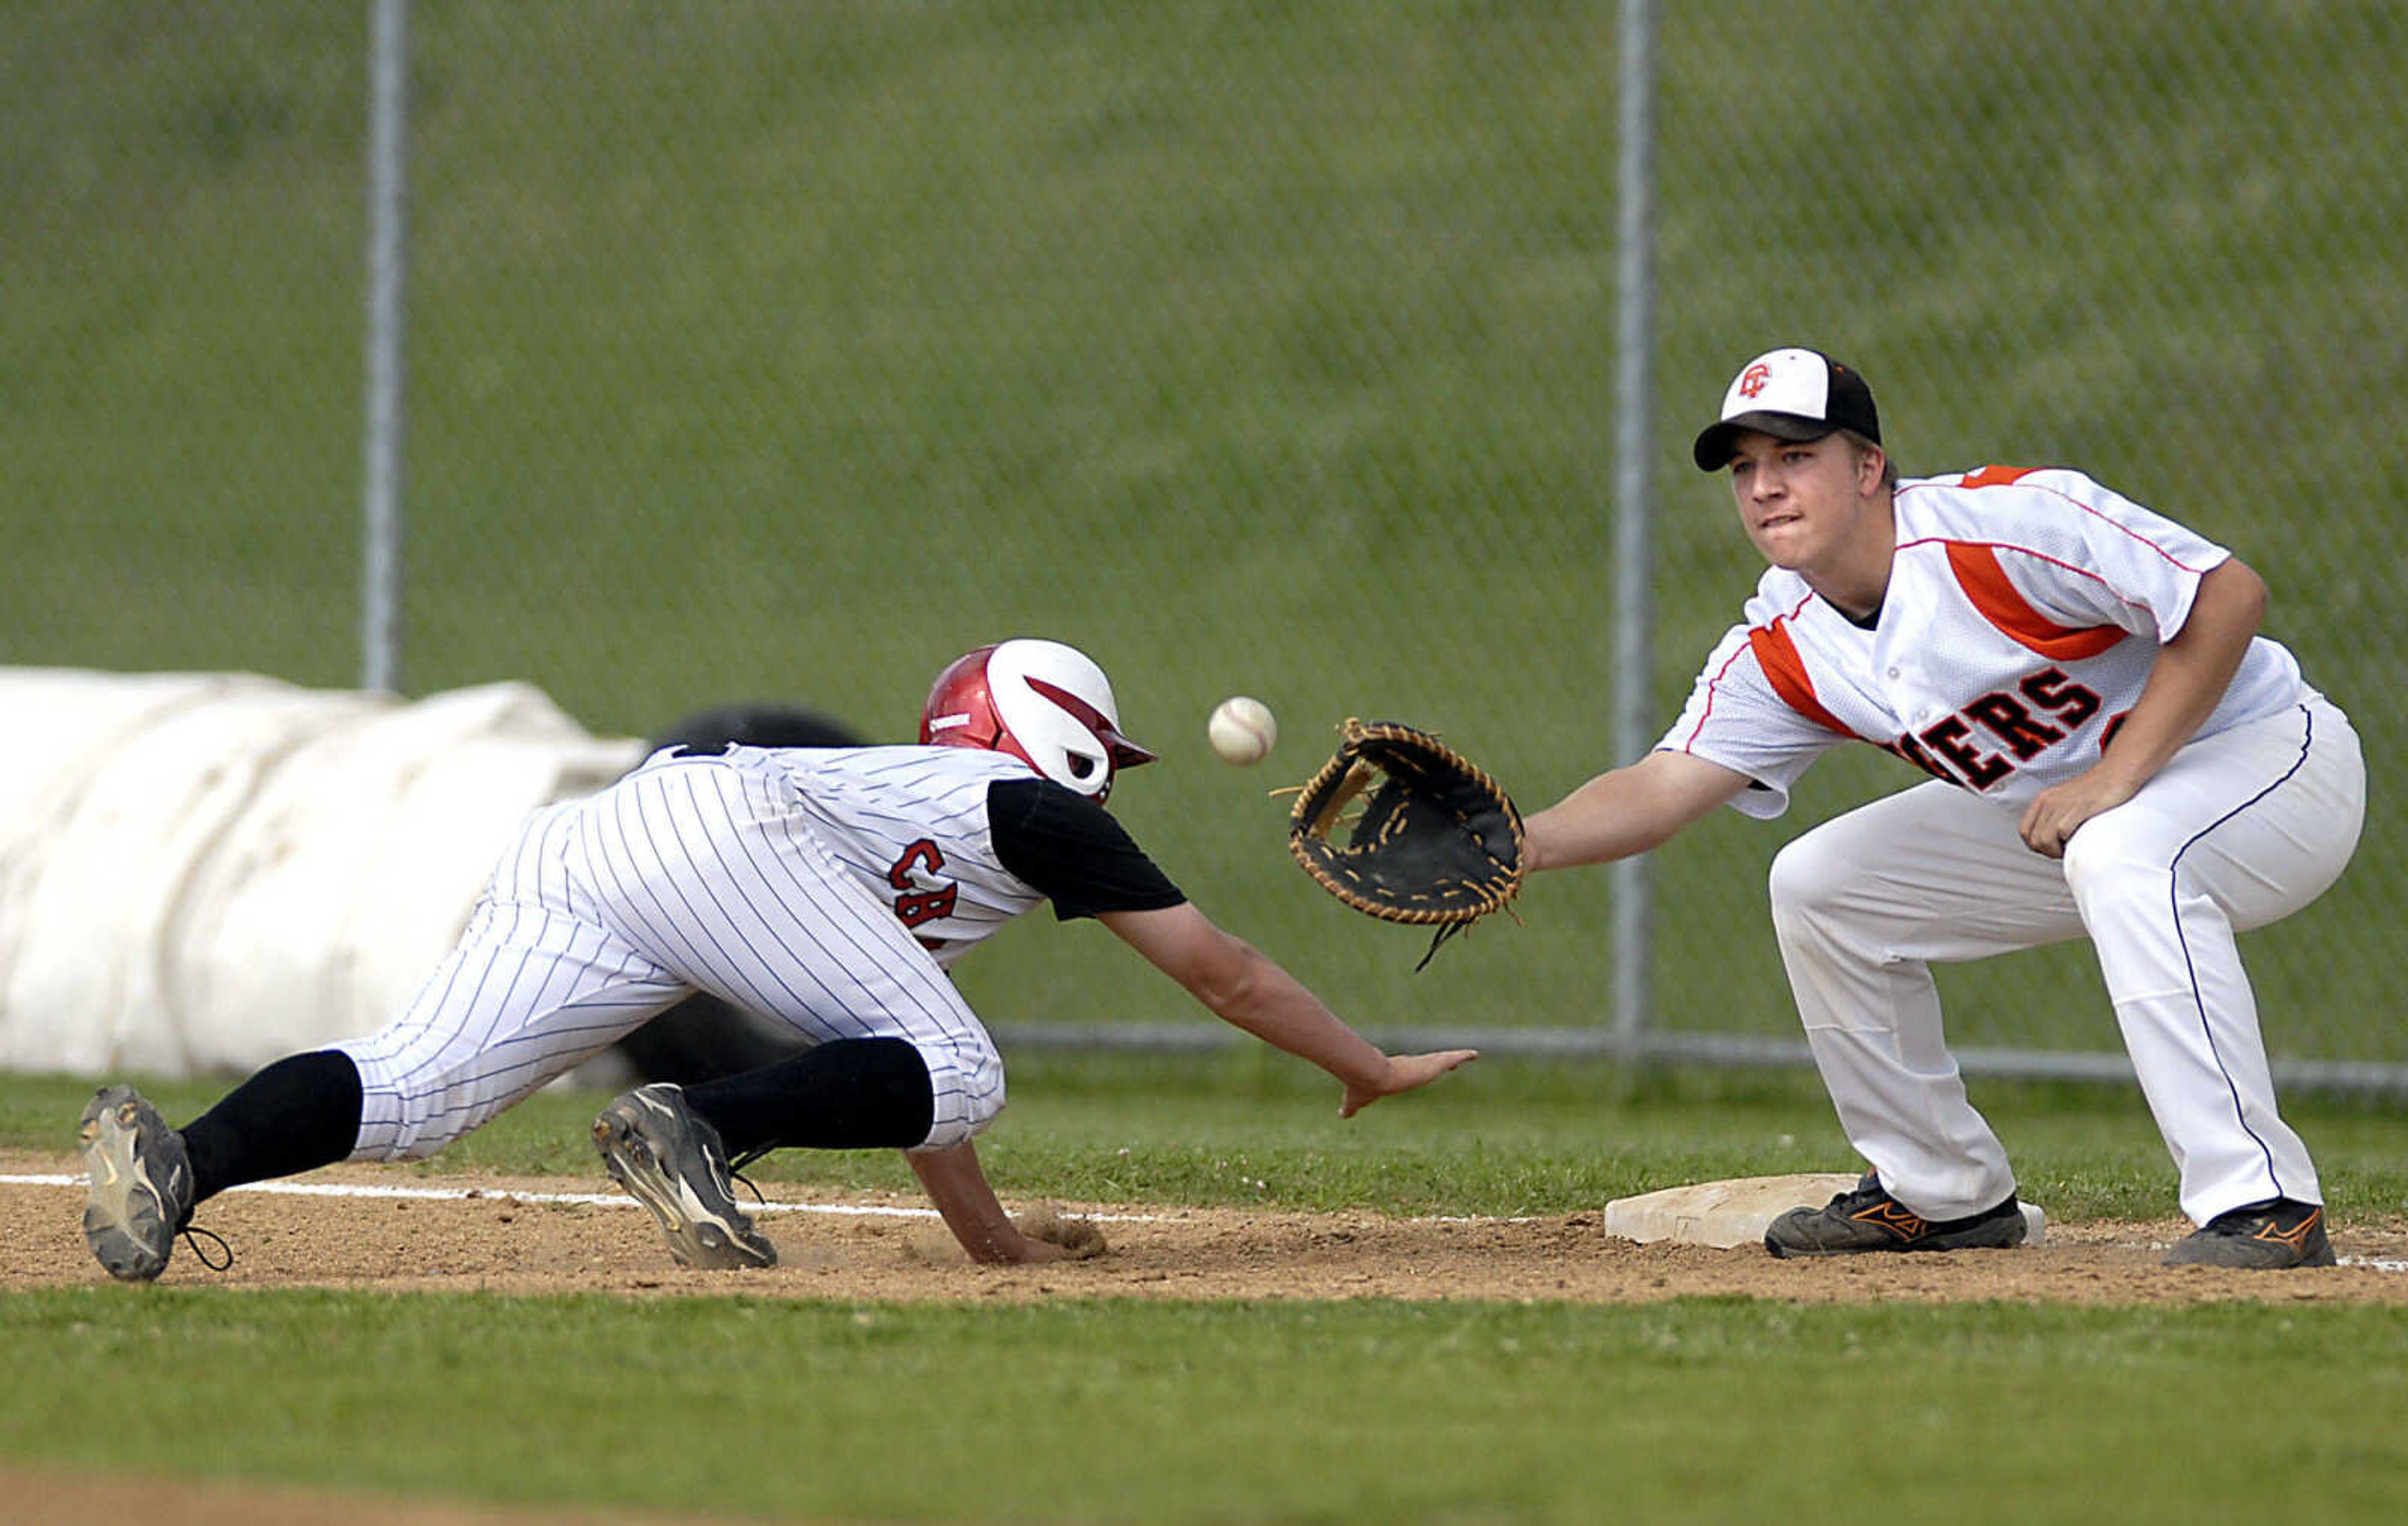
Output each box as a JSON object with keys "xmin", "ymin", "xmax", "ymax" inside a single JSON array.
[
  {"xmin": 754, "ymin": 745, "xmax": 1057, "ymax": 967},
  {"xmin": 1662, "ymin": 465, "xmax": 2311, "ymax": 814},
  {"xmin": 340, "ymin": 744, "xmax": 1181, "ymax": 1162},
  {"xmin": 1659, "ymin": 463, "xmax": 2363, "ymax": 1228}
]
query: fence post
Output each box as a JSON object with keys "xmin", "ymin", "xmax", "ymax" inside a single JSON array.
[
  {"xmin": 361, "ymin": 0, "xmax": 411, "ymax": 694},
  {"xmin": 1610, "ymin": 0, "xmax": 1657, "ymax": 1074}
]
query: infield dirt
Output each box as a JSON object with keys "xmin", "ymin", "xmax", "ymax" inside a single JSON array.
[{"xmin": 8, "ymin": 1149, "xmax": 2405, "ymax": 1307}]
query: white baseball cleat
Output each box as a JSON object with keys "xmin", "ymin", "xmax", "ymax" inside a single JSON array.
[
  {"xmin": 593, "ymin": 1083, "xmax": 778, "ymax": 1270},
  {"xmin": 78, "ymin": 1085, "xmax": 196, "ymax": 1283}
]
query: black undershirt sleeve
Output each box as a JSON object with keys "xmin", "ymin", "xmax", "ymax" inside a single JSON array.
[{"xmin": 986, "ymin": 778, "xmax": 1186, "ymax": 920}]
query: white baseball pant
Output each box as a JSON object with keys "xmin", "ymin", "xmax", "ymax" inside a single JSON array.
[
  {"xmin": 1767, "ymin": 698, "xmax": 2363, "ymax": 1226},
  {"xmin": 338, "ymin": 751, "xmax": 1005, "ymax": 1160}
]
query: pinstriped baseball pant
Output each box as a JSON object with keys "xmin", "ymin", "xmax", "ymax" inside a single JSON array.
[
  {"xmin": 337, "ymin": 752, "xmax": 1005, "ymax": 1160},
  {"xmin": 1767, "ymin": 698, "xmax": 2363, "ymax": 1226}
]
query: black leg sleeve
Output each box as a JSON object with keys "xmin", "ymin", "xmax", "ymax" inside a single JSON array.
[
  {"xmin": 682, "ymin": 1037, "xmax": 937, "ymax": 1157},
  {"xmin": 179, "ymin": 1050, "xmax": 366, "ymax": 1204}
]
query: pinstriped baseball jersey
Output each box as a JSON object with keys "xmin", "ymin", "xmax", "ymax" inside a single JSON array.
[
  {"xmin": 340, "ymin": 743, "xmax": 1179, "ymax": 1160},
  {"xmin": 1660, "ymin": 465, "xmax": 2312, "ymax": 817},
  {"xmin": 742, "ymin": 744, "xmax": 1052, "ymax": 967}
]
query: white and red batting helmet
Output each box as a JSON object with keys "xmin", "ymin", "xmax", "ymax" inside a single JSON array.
[{"xmin": 918, "ymin": 639, "xmax": 1158, "ymax": 801}]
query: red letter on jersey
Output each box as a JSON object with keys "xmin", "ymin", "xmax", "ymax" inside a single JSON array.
[{"xmin": 887, "ymin": 839, "xmax": 960, "ymax": 929}]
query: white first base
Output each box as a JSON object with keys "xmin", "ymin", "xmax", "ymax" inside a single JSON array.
[{"xmin": 1603, "ymin": 1173, "xmax": 2046, "ymax": 1250}]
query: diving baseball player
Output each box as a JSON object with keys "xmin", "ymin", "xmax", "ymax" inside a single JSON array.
[
  {"xmin": 78, "ymin": 639, "xmax": 1476, "ymax": 1280},
  {"xmin": 1521, "ymin": 347, "xmax": 2363, "ymax": 1268}
]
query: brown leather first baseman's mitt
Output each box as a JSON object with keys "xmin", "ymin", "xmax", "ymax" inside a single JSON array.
[{"xmin": 1286, "ymin": 719, "xmax": 1524, "ymax": 968}]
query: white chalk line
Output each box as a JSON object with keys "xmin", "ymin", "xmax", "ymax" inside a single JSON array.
[
  {"xmin": 0, "ymin": 1171, "xmax": 1524, "ymax": 1228},
  {"xmin": 8, "ymin": 1174, "xmax": 2400, "ymax": 1269},
  {"xmin": 0, "ymin": 1171, "xmax": 1151, "ymax": 1224}
]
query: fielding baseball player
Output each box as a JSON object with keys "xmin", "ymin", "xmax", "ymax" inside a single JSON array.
[
  {"xmin": 1523, "ymin": 347, "xmax": 2363, "ymax": 1268},
  {"xmin": 78, "ymin": 639, "xmax": 1476, "ymax": 1280}
]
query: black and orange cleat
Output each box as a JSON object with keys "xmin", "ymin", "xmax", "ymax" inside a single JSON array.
[
  {"xmin": 1764, "ymin": 1171, "xmax": 2026, "ymax": 1258},
  {"xmin": 2163, "ymin": 1198, "xmax": 2335, "ymax": 1269}
]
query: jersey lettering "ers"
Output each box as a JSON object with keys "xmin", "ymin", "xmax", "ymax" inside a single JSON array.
[{"xmin": 1662, "ymin": 465, "xmax": 2312, "ymax": 817}]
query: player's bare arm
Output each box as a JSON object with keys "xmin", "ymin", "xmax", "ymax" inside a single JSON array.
[
  {"xmin": 904, "ymin": 1139, "xmax": 1078, "ymax": 1264},
  {"xmin": 1099, "ymin": 903, "xmax": 1476, "ymax": 1115},
  {"xmin": 2018, "ymin": 557, "xmax": 2269, "ymax": 858},
  {"xmin": 1522, "ymin": 749, "xmax": 1753, "ymax": 873}
]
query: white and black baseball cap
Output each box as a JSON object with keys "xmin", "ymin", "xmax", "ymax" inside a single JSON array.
[{"xmin": 1691, "ymin": 347, "xmax": 1881, "ymax": 471}]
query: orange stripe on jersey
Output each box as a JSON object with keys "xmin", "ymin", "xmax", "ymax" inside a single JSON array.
[
  {"xmin": 1945, "ymin": 542, "xmax": 2126, "ymax": 659},
  {"xmin": 1746, "ymin": 621, "xmax": 1853, "ymax": 735},
  {"xmin": 1958, "ymin": 465, "xmax": 2042, "ymax": 489}
]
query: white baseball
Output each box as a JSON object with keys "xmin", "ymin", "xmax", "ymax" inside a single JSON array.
[{"xmin": 1207, "ymin": 696, "xmax": 1277, "ymax": 766}]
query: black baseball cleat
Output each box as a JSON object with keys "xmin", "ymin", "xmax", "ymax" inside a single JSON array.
[
  {"xmin": 593, "ymin": 1083, "xmax": 778, "ymax": 1270},
  {"xmin": 2163, "ymin": 1198, "xmax": 2335, "ymax": 1269},
  {"xmin": 1764, "ymin": 1171, "xmax": 2027, "ymax": 1258},
  {"xmin": 78, "ymin": 1085, "xmax": 197, "ymax": 1282}
]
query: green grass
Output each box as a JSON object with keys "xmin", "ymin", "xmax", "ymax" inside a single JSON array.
[
  {"xmin": 11, "ymin": 1056, "xmax": 2408, "ymax": 1522},
  {"xmin": 14, "ymin": 1054, "xmax": 2408, "ymax": 1226},
  {"xmin": 5, "ymin": 13, "xmax": 2407, "ymax": 1517},
  {"xmin": 6, "ymin": 1290, "xmax": 2407, "ymax": 1525},
  {"xmin": 3, "ymin": 3, "xmax": 2404, "ymax": 1060}
]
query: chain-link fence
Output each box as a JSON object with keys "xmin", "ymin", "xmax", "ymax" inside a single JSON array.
[{"xmin": 8, "ymin": 4, "xmax": 2401, "ymax": 1087}]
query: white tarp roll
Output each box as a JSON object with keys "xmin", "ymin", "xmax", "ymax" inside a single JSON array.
[{"xmin": 0, "ymin": 668, "xmax": 645, "ymax": 1078}]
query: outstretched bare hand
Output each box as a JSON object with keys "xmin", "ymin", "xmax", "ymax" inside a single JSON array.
[{"xmin": 1341, "ymin": 1048, "xmax": 1478, "ymax": 1117}]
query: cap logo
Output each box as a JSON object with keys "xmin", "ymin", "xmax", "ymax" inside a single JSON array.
[{"xmin": 1737, "ymin": 363, "xmax": 1772, "ymax": 399}]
